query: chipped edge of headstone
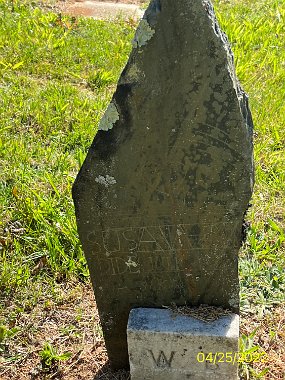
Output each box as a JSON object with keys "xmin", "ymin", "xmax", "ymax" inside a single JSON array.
[
  {"xmin": 203, "ymin": 0, "xmax": 238, "ymax": 88},
  {"xmin": 98, "ymin": 102, "xmax": 119, "ymax": 131},
  {"xmin": 132, "ymin": 19, "xmax": 155, "ymax": 48},
  {"xmin": 203, "ymin": 0, "xmax": 253, "ymax": 140}
]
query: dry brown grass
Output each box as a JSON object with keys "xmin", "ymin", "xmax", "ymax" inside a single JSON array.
[
  {"xmin": 0, "ymin": 283, "xmax": 130, "ymax": 380},
  {"xmin": 240, "ymin": 308, "xmax": 285, "ymax": 380},
  {"xmin": 1, "ymin": 281, "xmax": 284, "ymax": 380}
]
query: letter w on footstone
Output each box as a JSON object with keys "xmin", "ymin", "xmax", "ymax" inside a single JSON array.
[{"xmin": 148, "ymin": 350, "xmax": 176, "ymax": 368}]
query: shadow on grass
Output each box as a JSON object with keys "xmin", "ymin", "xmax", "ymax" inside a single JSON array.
[{"xmin": 93, "ymin": 361, "xmax": 130, "ymax": 380}]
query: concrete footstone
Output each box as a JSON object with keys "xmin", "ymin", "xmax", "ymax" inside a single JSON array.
[{"xmin": 127, "ymin": 308, "xmax": 239, "ymax": 380}]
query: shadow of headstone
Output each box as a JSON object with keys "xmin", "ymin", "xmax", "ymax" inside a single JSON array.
[{"xmin": 93, "ymin": 362, "xmax": 130, "ymax": 380}]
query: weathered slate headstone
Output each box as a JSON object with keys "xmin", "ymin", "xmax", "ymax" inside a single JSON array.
[{"xmin": 73, "ymin": 0, "xmax": 254, "ymax": 370}]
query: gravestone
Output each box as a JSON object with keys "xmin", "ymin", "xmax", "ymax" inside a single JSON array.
[{"xmin": 72, "ymin": 0, "xmax": 254, "ymax": 370}]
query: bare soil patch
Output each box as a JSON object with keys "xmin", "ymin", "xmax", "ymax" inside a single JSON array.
[
  {"xmin": 0, "ymin": 283, "xmax": 129, "ymax": 380},
  {"xmin": 57, "ymin": 0, "xmax": 145, "ymax": 19},
  {"xmin": 1, "ymin": 281, "xmax": 284, "ymax": 379},
  {"xmin": 64, "ymin": 0, "xmax": 144, "ymax": 4},
  {"xmin": 82, "ymin": 0, "xmax": 144, "ymax": 3}
]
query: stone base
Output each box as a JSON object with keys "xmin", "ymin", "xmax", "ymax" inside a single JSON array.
[{"xmin": 127, "ymin": 308, "xmax": 239, "ymax": 380}]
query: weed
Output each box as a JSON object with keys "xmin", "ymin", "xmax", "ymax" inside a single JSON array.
[
  {"xmin": 39, "ymin": 342, "xmax": 71, "ymax": 372},
  {"xmin": 87, "ymin": 69, "xmax": 115, "ymax": 90},
  {"xmin": 239, "ymin": 330, "xmax": 270, "ymax": 379}
]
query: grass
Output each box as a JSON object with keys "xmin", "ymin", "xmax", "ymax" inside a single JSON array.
[
  {"xmin": 0, "ymin": 0, "xmax": 134, "ymax": 290},
  {"xmin": 214, "ymin": 1, "xmax": 285, "ymax": 377},
  {"xmin": 0, "ymin": 0, "xmax": 284, "ymax": 379}
]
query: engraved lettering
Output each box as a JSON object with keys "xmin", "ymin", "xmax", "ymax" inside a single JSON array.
[
  {"xmin": 148, "ymin": 350, "xmax": 176, "ymax": 368},
  {"xmin": 113, "ymin": 257, "xmax": 129, "ymax": 275},
  {"xmin": 138, "ymin": 227, "xmax": 164, "ymax": 252},
  {"xmin": 87, "ymin": 232, "xmax": 102, "ymax": 252},
  {"xmin": 102, "ymin": 229, "xmax": 120, "ymax": 254},
  {"xmin": 121, "ymin": 228, "xmax": 139, "ymax": 251},
  {"xmin": 98, "ymin": 259, "xmax": 116, "ymax": 275},
  {"xmin": 158, "ymin": 226, "xmax": 173, "ymax": 250},
  {"xmin": 126, "ymin": 256, "xmax": 140, "ymax": 274},
  {"xmin": 160, "ymin": 224, "xmax": 196, "ymax": 250},
  {"xmin": 94, "ymin": 222, "xmax": 236, "ymax": 255}
]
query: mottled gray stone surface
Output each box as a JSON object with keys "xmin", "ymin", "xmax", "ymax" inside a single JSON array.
[
  {"xmin": 73, "ymin": 0, "xmax": 254, "ymax": 369},
  {"xmin": 127, "ymin": 308, "xmax": 239, "ymax": 380}
]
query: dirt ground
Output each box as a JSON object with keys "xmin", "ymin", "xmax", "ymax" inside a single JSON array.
[
  {"xmin": 57, "ymin": 0, "xmax": 145, "ymax": 19},
  {"xmin": 1, "ymin": 280, "xmax": 284, "ymax": 380},
  {"xmin": 60, "ymin": 0, "xmax": 145, "ymax": 6},
  {"xmin": 0, "ymin": 283, "xmax": 130, "ymax": 380},
  {"xmin": 85, "ymin": 0, "xmax": 144, "ymax": 3}
]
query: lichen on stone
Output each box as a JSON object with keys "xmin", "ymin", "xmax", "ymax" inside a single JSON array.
[
  {"xmin": 98, "ymin": 102, "xmax": 119, "ymax": 131},
  {"xmin": 95, "ymin": 175, "xmax": 117, "ymax": 187},
  {"xmin": 228, "ymin": 296, "xmax": 239, "ymax": 309},
  {"xmin": 125, "ymin": 258, "xmax": 138, "ymax": 269},
  {"xmin": 132, "ymin": 19, "xmax": 155, "ymax": 48},
  {"xmin": 127, "ymin": 64, "xmax": 142, "ymax": 81}
]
